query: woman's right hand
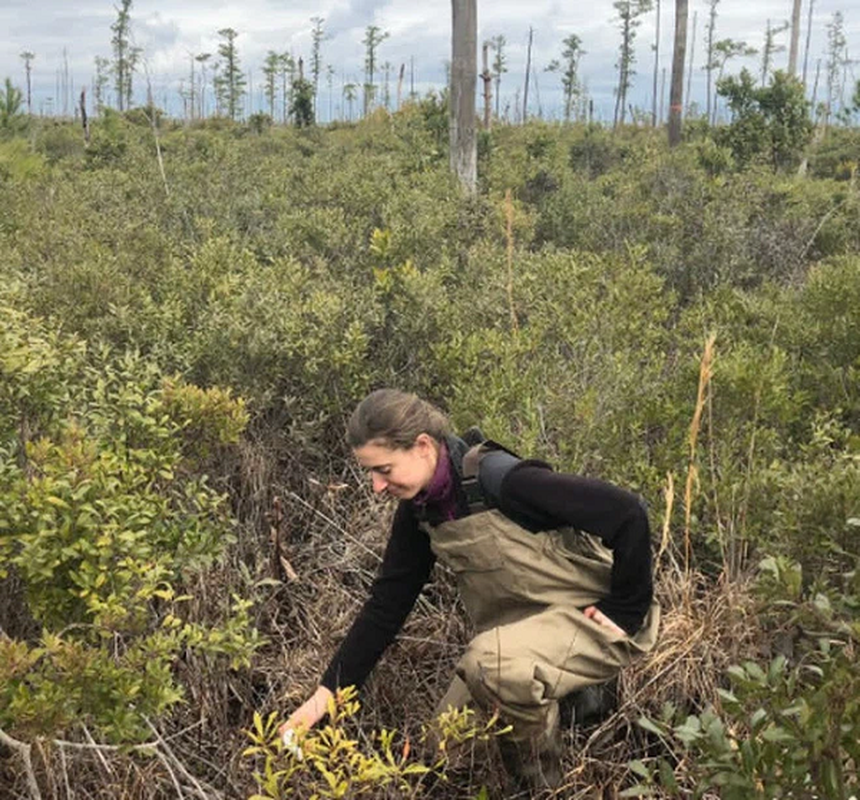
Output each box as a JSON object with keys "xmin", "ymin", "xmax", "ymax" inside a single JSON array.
[{"xmin": 278, "ymin": 685, "xmax": 334, "ymax": 739}]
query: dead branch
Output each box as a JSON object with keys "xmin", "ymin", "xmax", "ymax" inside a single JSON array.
[{"xmin": 0, "ymin": 726, "xmax": 42, "ymax": 800}]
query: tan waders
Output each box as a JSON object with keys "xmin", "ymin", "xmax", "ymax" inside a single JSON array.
[{"xmin": 424, "ymin": 508, "xmax": 660, "ymax": 792}]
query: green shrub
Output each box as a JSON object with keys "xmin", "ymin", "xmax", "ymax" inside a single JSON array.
[
  {"xmin": 630, "ymin": 560, "xmax": 860, "ymax": 799},
  {"xmin": 0, "ymin": 305, "xmax": 260, "ymax": 742}
]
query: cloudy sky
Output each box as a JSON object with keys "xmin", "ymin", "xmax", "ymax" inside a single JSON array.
[{"xmin": 1, "ymin": 0, "xmax": 857, "ymax": 122}]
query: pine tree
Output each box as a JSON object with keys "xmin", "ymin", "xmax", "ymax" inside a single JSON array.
[
  {"xmin": 93, "ymin": 56, "xmax": 110, "ymax": 115},
  {"xmin": 362, "ymin": 25, "xmax": 389, "ymax": 117},
  {"xmin": 215, "ymin": 28, "xmax": 246, "ymax": 120},
  {"xmin": 490, "ymin": 35, "xmax": 508, "ymax": 119},
  {"xmin": 546, "ymin": 35, "xmax": 585, "ymax": 123},
  {"xmin": 310, "ymin": 17, "xmax": 329, "ymax": 116},
  {"xmin": 262, "ymin": 51, "xmax": 280, "ymax": 119},
  {"xmin": 613, "ymin": 0, "xmax": 653, "ymax": 127},
  {"xmin": 111, "ymin": 0, "xmax": 134, "ymax": 111},
  {"xmin": 760, "ymin": 19, "xmax": 789, "ymax": 87}
]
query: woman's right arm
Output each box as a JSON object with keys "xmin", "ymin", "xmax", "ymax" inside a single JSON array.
[{"xmin": 282, "ymin": 502, "xmax": 435, "ymax": 730}]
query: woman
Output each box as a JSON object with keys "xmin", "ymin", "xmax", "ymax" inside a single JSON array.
[{"xmin": 281, "ymin": 389, "xmax": 660, "ymax": 790}]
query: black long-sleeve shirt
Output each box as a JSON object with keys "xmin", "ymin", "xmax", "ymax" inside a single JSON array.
[{"xmin": 320, "ymin": 459, "xmax": 653, "ymax": 691}]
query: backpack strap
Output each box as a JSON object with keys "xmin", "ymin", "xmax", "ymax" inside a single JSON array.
[{"xmin": 460, "ymin": 440, "xmax": 522, "ymax": 516}]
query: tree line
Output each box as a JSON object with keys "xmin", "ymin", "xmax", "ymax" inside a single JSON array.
[{"xmin": 8, "ymin": 0, "xmax": 858, "ymax": 127}]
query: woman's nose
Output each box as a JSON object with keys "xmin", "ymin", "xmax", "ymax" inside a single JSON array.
[{"xmin": 371, "ymin": 473, "xmax": 388, "ymax": 493}]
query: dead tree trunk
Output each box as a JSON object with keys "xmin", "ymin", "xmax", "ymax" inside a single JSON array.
[
  {"xmin": 523, "ymin": 26, "xmax": 534, "ymax": 123},
  {"xmin": 80, "ymin": 88, "xmax": 90, "ymax": 143},
  {"xmin": 788, "ymin": 0, "xmax": 803, "ymax": 76},
  {"xmin": 685, "ymin": 9, "xmax": 697, "ymax": 115},
  {"xmin": 669, "ymin": 0, "xmax": 688, "ymax": 146},
  {"xmin": 450, "ymin": 0, "xmax": 477, "ymax": 194},
  {"xmin": 652, "ymin": 0, "xmax": 661, "ymax": 126},
  {"xmin": 802, "ymin": 0, "xmax": 814, "ymax": 85},
  {"xmin": 481, "ymin": 41, "xmax": 493, "ymax": 129},
  {"xmin": 396, "ymin": 63, "xmax": 404, "ymax": 109}
]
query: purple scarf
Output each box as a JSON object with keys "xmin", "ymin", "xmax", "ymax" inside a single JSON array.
[{"xmin": 412, "ymin": 441, "xmax": 458, "ymax": 521}]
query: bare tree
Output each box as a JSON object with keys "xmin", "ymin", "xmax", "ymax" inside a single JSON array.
[
  {"xmin": 685, "ymin": 9, "xmax": 697, "ymax": 115},
  {"xmin": 195, "ymin": 53, "xmax": 211, "ymax": 118},
  {"xmin": 523, "ymin": 27, "xmax": 535, "ymax": 122},
  {"xmin": 481, "ymin": 42, "xmax": 493, "ymax": 129},
  {"xmin": 450, "ymin": 0, "xmax": 477, "ymax": 194},
  {"xmin": 20, "ymin": 52, "xmax": 34, "ymax": 115},
  {"xmin": 186, "ymin": 54, "xmax": 196, "ymax": 121},
  {"xmin": 382, "ymin": 62, "xmax": 393, "ymax": 109},
  {"xmin": 788, "ymin": 0, "xmax": 803, "ymax": 76},
  {"xmin": 761, "ymin": 19, "xmax": 790, "ymax": 86},
  {"xmin": 651, "ymin": 0, "xmax": 661, "ymax": 126},
  {"xmin": 824, "ymin": 11, "xmax": 847, "ymax": 124},
  {"xmin": 802, "ymin": 0, "xmax": 815, "ymax": 85},
  {"xmin": 279, "ymin": 53, "xmax": 295, "ymax": 123},
  {"xmin": 668, "ymin": 0, "xmax": 688, "ymax": 146},
  {"xmin": 703, "ymin": 0, "xmax": 719, "ymax": 125}
]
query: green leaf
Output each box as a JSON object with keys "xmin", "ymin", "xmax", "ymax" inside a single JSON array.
[
  {"xmin": 628, "ymin": 759, "xmax": 652, "ymax": 779},
  {"xmin": 637, "ymin": 716, "xmax": 666, "ymax": 737},
  {"xmin": 760, "ymin": 724, "xmax": 795, "ymax": 743},
  {"xmin": 657, "ymin": 758, "xmax": 679, "ymax": 791},
  {"xmin": 620, "ymin": 786, "xmax": 658, "ymax": 798}
]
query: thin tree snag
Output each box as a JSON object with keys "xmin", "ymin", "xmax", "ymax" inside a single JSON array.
[
  {"xmin": 481, "ymin": 41, "xmax": 493, "ymax": 129},
  {"xmin": 788, "ymin": 0, "xmax": 802, "ymax": 76},
  {"xmin": 396, "ymin": 63, "xmax": 405, "ymax": 110},
  {"xmin": 80, "ymin": 88, "xmax": 90, "ymax": 144}
]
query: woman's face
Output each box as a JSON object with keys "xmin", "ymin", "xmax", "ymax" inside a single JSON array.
[{"xmin": 353, "ymin": 434, "xmax": 439, "ymax": 500}]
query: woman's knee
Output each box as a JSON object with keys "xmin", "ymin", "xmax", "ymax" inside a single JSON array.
[{"xmin": 457, "ymin": 644, "xmax": 545, "ymax": 709}]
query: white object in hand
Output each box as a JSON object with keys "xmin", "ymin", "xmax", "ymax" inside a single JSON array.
[{"xmin": 281, "ymin": 728, "xmax": 304, "ymax": 760}]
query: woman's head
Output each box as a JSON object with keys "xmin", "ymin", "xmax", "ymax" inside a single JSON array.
[
  {"xmin": 348, "ymin": 389, "xmax": 451, "ymax": 499},
  {"xmin": 346, "ymin": 389, "xmax": 450, "ymax": 450}
]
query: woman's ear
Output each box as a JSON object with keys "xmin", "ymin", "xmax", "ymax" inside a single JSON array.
[{"xmin": 413, "ymin": 432, "xmax": 436, "ymax": 454}]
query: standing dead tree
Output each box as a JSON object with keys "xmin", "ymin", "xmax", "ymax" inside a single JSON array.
[
  {"xmin": 450, "ymin": 0, "xmax": 477, "ymax": 194},
  {"xmin": 788, "ymin": 0, "xmax": 803, "ymax": 77},
  {"xmin": 20, "ymin": 52, "xmax": 34, "ymax": 115},
  {"xmin": 703, "ymin": 0, "xmax": 719, "ymax": 126},
  {"xmin": 668, "ymin": 0, "xmax": 688, "ymax": 146},
  {"xmin": 481, "ymin": 41, "xmax": 493, "ymax": 129}
]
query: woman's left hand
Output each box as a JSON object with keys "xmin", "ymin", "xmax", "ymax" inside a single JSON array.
[{"xmin": 583, "ymin": 606, "xmax": 627, "ymax": 637}]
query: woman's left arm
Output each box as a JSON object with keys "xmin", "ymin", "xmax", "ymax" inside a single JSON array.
[{"xmin": 497, "ymin": 461, "xmax": 653, "ymax": 635}]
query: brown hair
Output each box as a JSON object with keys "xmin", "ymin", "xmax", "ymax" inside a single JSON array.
[{"xmin": 347, "ymin": 389, "xmax": 451, "ymax": 449}]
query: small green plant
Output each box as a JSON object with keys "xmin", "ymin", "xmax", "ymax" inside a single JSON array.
[
  {"xmin": 243, "ymin": 686, "xmax": 510, "ymax": 799},
  {"xmin": 627, "ymin": 558, "xmax": 860, "ymax": 799}
]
